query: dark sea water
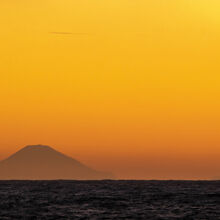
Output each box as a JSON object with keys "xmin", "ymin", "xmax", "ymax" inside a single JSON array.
[{"xmin": 0, "ymin": 180, "xmax": 219, "ymax": 219}]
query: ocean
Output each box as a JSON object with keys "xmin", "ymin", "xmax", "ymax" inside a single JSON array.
[{"xmin": 0, "ymin": 180, "xmax": 219, "ymax": 219}]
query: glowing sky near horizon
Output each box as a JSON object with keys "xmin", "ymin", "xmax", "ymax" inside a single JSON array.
[{"xmin": 0, "ymin": 0, "xmax": 220, "ymax": 179}]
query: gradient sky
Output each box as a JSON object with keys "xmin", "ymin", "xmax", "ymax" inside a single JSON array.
[{"xmin": 0, "ymin": 0, "xmax": 220, "ymax": 179}]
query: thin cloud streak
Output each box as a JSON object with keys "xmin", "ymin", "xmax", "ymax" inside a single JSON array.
[{"xmin": 49, "ymin": 32, "xmax": 90, "ymax": 35}]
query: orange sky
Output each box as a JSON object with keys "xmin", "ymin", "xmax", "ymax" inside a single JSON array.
[{"xmin": 0, "ymin": 0, "xmax": 220, "ymax": 179}]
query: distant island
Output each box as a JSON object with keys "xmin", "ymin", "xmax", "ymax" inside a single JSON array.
[{"xmin": 0, "ymin": 145, "xmax": 114, "ymax": 180}]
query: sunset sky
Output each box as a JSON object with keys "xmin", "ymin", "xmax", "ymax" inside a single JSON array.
[{"xmin": 0, "ymin": 0, "xmax": 220, "ymax": 179}]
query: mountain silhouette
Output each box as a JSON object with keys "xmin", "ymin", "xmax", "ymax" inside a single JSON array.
[{"xmin": 0, "ymin": 145, "xmax": 114, "ymax": 180}]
